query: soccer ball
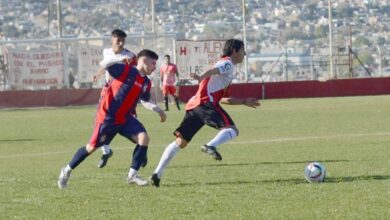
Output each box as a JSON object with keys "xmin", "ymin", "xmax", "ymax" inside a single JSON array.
[{"xmin": 304, "ymin": 162, "xmax": 326, "ymax": 183}]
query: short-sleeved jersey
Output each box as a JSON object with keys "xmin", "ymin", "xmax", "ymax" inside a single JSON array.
[
  {"xmin": 160, "ymin": 63, "xmax": 178, "ymax": 86},
  {"xmin": 102, "ymin": 48, "xmax": 136, "ymax": 83},
  {"xmin": 96, "ymin": 64, "xmax": 151, "ymax": 125},
  {"xmin": 185, "ymin": 57, "xmax": 235, "ymax": 111}
]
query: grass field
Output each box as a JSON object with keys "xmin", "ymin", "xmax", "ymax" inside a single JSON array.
[{"xmin": 0, "ymin": 95, "xmax": 389, "ymax": 219}]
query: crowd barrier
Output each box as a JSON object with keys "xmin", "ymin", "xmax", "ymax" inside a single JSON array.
[{"xmin": 1, "ymin": 77, "xmax": 390, "ymax": 108}]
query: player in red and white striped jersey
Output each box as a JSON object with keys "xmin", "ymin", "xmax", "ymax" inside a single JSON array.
[{"xmin": 150, "ymin": 39, "xmax": 260, "ymax": 187}]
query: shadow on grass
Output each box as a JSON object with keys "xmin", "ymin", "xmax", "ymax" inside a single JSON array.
[
  {"xmin": 325, "ymin": 175, "xmax": 390, "ymax": 183},
  {"xmin": 0, "ymin": 138, "xmax": 39, "ymax": 142},
  {"xmin": 169, "ymin": 159, "xmax": 351, "ymax": 169},
  {"xmin": 163, "ymin": 175, "xmax": 390, "ymax": 187}
]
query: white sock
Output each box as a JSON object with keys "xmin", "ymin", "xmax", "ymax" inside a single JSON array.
[
  {"xmin": 207, "ymin": 128, "xmax": 237, "ymax": 148},
  {"xmin": 64, "ymin": 165, "xmax": 72, "ymax": 173},
  {"xmin": 128, "ymin": 168, "xmax": 137, "ymax": 178},
  {"xmin": 153, "ymin": 141, "xmax": 180, "ymax": 178},
  {"xmin": 101, "ymin": 145, "xmax": 111, "ymax": 155}
]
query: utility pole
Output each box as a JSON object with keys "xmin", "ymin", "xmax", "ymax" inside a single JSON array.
[
  {"xmin": 285, "ymin": 46, "xmax": 288, "ymax": 81},
  {"xmin": 328, "ymin": 0, "xmax": 334, "ymax": 79},
  {"xmin": 348, "ymin": 25, "xmax": 353, "ymax": 78},
  {"xmin": 376, "ymin": 45, "xmax": 382, "ymax": 77},
  {"xmin": 151, "ymin": 0, "xmax": 155, "ymax": 34},
  {"xmin": 48, "ymin": 0, "xmax": 52, "ymax": 37},
  {"xmin": 57, "ymin": 0, "xmax": 62, "ymax": 38},
  {"xmin": 242, "ymin": 0, "xmax": 248, "ymax": 82}
]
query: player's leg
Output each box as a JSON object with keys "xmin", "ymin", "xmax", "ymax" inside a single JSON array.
[
  {"xmin": 119, "ymin": 117, "xmax": 149, "ymax": 186},
  {"xmin": 162, "ymin": 85, "xmax": 169, "ymax": 111},
  {"xmin": 170, "ymin": 86, "xmax": 181, "ymax": 110},
  {"xmin": 196, "ymin": 103, "xmax": 238, "ymax": 161},
  {"xmin": 151, "ymin": 111, "xmax": 204, "ymax": 187},
  {"xmin": 98, "ymin": 145, "xmax": 113, "ymax": 168},
  {"xmin": 58, "ymin": 123, "xmax": 117, "ymax": 189}
]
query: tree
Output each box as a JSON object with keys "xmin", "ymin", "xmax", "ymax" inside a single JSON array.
[
  {"xmin": 314, "ymin": 26, "xmax": 328, "ymax": 39},
  {"xmin": 335, "ymin": 3, "xmax": 354, "ymax": 18},
  {"xmin": 378, "ymin": 37, "xmax": 386, "ymax": 46},
  {"xmin": 354, "ymin": 36, "xmax": 371, "ymax": 47}
]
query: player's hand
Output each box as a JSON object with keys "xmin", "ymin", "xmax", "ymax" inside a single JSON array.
[
  {"xmin": 190, "ymin": 73, "xmax": 200, "ymax": 81},
  {"xmin": 158, "ymin": 110, "xmax": 167, "ymax": 122},
  {"xmin": 123, "ymin": 57, "xmax": 131, "ymax": 64},
  {"xmin": 92, "ymin": 74, "xmax": 99, "ymax": 83},
  {"xmin": 244, "ymin": 98, "xmax": 261, "ymax": 108}
]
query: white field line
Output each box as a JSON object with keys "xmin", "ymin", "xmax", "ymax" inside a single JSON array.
[{"xmin": 1, "ymin": 131, "xmax": 390, "ymax": 159}]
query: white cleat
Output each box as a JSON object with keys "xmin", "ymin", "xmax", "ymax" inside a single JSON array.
[
  {"xmin": 58, "ymin": 167, "xmax": 71, "ymax": 189},
  {"xmin": 127, "ymin": 175, "xmax": 149, "ymax": 186}
]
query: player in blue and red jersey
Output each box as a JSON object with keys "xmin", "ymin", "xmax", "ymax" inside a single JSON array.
[{"xmin": 58, "ymin": 49, "xmax": 166, "ymax": 189}]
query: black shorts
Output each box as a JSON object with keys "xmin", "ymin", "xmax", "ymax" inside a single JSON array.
[{"xmin": 174, "ymin": 102, "xmax": 235, "ymax": 142}]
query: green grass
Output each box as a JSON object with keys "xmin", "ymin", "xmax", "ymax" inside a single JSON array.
[{"xmin": 0, "ymin": 96, "xmax": 389, "ymax": 219}]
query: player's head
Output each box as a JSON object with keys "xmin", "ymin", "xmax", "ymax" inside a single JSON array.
[
  {"xmin": 222, "ymin": 39, "xmax": 246, "ymax": 64},
  {"xmin": 164, "ymin": 54, "xmax": 171, "ymax": 64},
  {"xmin": 137, "ymin": 49, "xmax": 159, "ymax": 75},
  {"xmin": 111, "ymin": 29, "xmax": 127, "ymax": 52}
]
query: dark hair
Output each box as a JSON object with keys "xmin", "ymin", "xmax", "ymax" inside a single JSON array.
[
  {"xmin": 111, "ymin": 29, "xmax": 127, "ymax": 38},
  {"xmin": 137, "ymin": 49, "xmax": 159, "ymax": 60},
  {"xmin": 164, "ymin": 54, "xmax": 170, "ymax": 58},
  {"xmin": 223, "ymin": 39, "xmax": 244, "ymax": 56}
]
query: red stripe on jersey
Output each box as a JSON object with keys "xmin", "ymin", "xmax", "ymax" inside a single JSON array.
[
  {"xmin": 96, "ymin": 64, "xmax": 130, "ymax": 124},
  {"xmin": 88, "ymin": 122, "xmax": 102, "ymax": 148},
  {"xmin": 185, "ymin": 76, "xmax": 211, "ymax": 110},
  {"xmin": 114, "ymin": 72, "xmax": 144, "ymax": 124}
]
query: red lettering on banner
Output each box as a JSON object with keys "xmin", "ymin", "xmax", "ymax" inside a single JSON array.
[
  {"xmin": 12, "ymin": 53, "xmax": 31, "ymax": 59},
  {"xmin": 180, "ymin": 47, "xmax": 187, "ymax": 56},
  {"xmin": 38, "ymin": 60, "xmax": 64, "ymax": 67},
  {"xmin": 30, "ymin": 68, "xmax": 49, "ymax": 74},
  {"xmin": 22, "ymin": 78, "xmax": 58, "ymax": 85},
  {"xmin": 26, "ymin": 61, "xmax": 35, "ymax": 67}
]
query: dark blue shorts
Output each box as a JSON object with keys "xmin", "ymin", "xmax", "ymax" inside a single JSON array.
[{"xmin": 88, "ymin": 116, "xmax": 146, "ymax": 148}]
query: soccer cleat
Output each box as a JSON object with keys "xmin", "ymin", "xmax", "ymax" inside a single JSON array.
[
  {"xmin": 200, "ymin": 145, "xmax": 222, "ymax": 161},
  {"xmin": 98, "ymin": 150, "xmax": 113, "ymax": 168},
  {"xmin": 58, "ymin": 167, "xmax": 71, "ymax": 189},
  {"xmin": 150, "ymin": 173, "xmax": 160, "ymax": 187},
  {"xmin": 127, "ymin": 175, "xmax": 149, "ymax": 186}
]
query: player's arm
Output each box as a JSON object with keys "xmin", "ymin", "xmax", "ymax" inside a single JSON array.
[
  {"xmin": 140, "ymin": 85, "xmax": 166, "ymax": 122},
  {"xmin": 190, "ymin": 67, "xmax": 220, "ymax": 82},
  {"xmin": 92, "ymin": 67, "xmax": 106, "ymax": 82},
  {"xmin": 99, "ymin": 58, "xmax": 127, "ymax": 79},
  {"xmin": 220, "ymin": 97, "xmax": 261, "ymax": 109},
  {"xmin": 140, "ymin": 100, "xmax": 166, "ymax": 122}
]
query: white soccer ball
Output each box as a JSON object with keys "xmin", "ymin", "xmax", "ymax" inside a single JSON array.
[{"xmin": 304, "ymin": 162, "xmax": 326, "ymax": 183}]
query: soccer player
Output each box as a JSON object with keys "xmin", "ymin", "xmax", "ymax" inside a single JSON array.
[
  {"xmin": 58, "ymin": 49, "xmax": 166, "ymax": 189},
  {"xmin": 92, "ymin": 29, "xmax": 137, "ymax": 168},
  {"xmin": 150, "ymin": 39, "xmax": 260, "ymax": 187},
  {"xmin": 160, "ymin": 55, "xmax": 180, "ymax": 111}
]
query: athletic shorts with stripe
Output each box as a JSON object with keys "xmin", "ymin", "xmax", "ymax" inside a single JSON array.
[
  {"xmin": 174, "ymin": 102, "xmax": 235, "ymax": 142},
  {"xmin": 89, "ymin": 116, "xmax": 145, "ymax": 148}
]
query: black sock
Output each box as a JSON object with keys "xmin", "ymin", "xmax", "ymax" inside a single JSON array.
[
  {"xmin": 175, "ymin": 97, "xmax": 180, "ymax": 110},
  {"xmin": 131, "ymin": 145, "xmax": 148, "ymax": 170},
  {"xmin": 164, "ymin": 96, "xmax": 169, "ymax": 110},
  {"xmin": 69, "ymin": 146, "xmax": 89, "ymax": 169}
]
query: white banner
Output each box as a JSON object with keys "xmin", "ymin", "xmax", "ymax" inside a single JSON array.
[
  {"xmin": 77, "ymin": 44, "xmax": 103, "ymax": 84},
  {"xmin": 8, "ymin": 49, "xmax": 68, "ymax": 90},
  {"xmin": 176, "ymin": 40, "xmax": 225, "ymax": 79}
]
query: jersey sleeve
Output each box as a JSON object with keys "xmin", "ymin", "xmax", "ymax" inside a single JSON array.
[
  {"xmin": 106, "ymin": 63, "xmax": 126, "ymax": 79},
  {"xmin": 214, "ymin": 60, "xmax": 234, "ymax": 76}
]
